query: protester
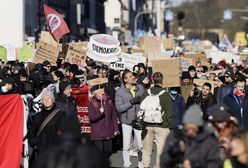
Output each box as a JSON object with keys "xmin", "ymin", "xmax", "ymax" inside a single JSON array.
[
  {"xmin": 186, "ymin": 82, "xmax": 216, "ymax": 120},
  {"xmin": 88, "ymin": 85, "xmax": 119, "ymax": 157},
  {"xmin": 223, "ymin": 77, "xmax": 248, "ymax": 129},
  {"xmin": 115, "ymin": 69, "xmax": 144, "ymax": 168},
  {"xmin": 160, "ymin": 104, "xmax": 221, "ymax": 168},
  {"xmin": 180, "ymin": 71, "xmax": 193, "ymax": 102},
  {"xmin": 141, "ymin": 72, "xmax": 173, "ymax": 168}
]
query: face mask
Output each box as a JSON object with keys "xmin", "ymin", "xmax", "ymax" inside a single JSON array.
[
  {"xmin": 1, "ymin": 86, "xmax": 8, "ymax": 93},
  {"xmin": 170, "ymin": 90, "xmax": 178, "ymax": 95}
]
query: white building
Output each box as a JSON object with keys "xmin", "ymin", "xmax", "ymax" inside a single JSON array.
[
  {"xmin": 104, "ymin": 0, "xmax": 121, "ymax": 30},
  {"xmin": 0, "ymin": 0, "xmax": 25, "ymax": 47}
]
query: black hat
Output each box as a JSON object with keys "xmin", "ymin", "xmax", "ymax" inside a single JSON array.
[
  {"xmin": 181, "ymin": 71, "xmax": 191, "ymax": 80},
  {"xmin": 18, "ymin": 68, "xmax": 28, "ymax": 77},
  {"xmin": 59, "ymin": 81, "xmax": 71, "ymax": 92},
  {"xmin": 225, "ymin": 70, "xmax": 235, "ymax": 80},
  {"xmin": 54, "ymin": 71, "xmax": 64, "ymax": 79},
  {"xmin": 138, "ymin": 74, "xmax": 148, "ymax": 84},
  {"xmin": 69, "ymin": 64, "xmax": 78, "ymax": 73},
  {"xmin": 188, "ymin": 65, "xmax": 196, "ymax": 72},
  {"xmin": 208, "ymin": 104, "xmax": 236, "ymax": 122},
  {"xmin": 3, "ymin": 77, "xmax": 15, "ymax": 85},
  {"xmin": 42, "ymin": 60, "xmax": 51, "ymax": 66},
  {"xmin": 138, "ymin": 63, "xmax": 145, "ymax": 68}
]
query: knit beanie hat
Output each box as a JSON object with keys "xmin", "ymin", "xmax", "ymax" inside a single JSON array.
[
  {"xmin": 41, "ymin": 89, "xmax": 55, "ymax": 103},
  {"xmin": 181, "ymin": 71, "xmax": 191, "ymax": 80},
  {"xmin": 218, "ymin": 60, "xmax": 227, "ymax": 69},
  {"xmin": 183, "ymin": 104, "xmax": 204, "ymax": 126},
  {"xmin": 188, "ymin": 65, "xmax": 196, "ymax": 72}
]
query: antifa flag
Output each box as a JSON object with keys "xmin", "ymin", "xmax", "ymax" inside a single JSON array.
[
  {"xmin": 0, "ymin": 94, "xmax": 24, "ymax": 168},
  {"xmin": 71, "ymin": 85, "xmax": 91, "ymax": 133},
  {"xmin": 43, "ymin": 4, "xmax": 70, "ymax": 42}
]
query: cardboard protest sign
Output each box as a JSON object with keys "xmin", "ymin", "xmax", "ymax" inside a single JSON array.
[
  {"xmin": 18, "ymin": 45, "xmax": 33, "ymax": 62},
  {"xmin": 161, "ymin": 38, "xmax": 175, "ymax": 50},
  {"xmin": 152, "ymin": 59, "xmax": 181, "ymax": 87},
  {"xmin": 33, "ymin": 41, "xmax": 60, "ymax": 65},
  {"xmin": 110, "ymin": 53, "xmax": 146, "ymax": 71},
  {"xmin": 65, "ymin": 45, "xmax": 87, "ymax": 68},
  {"xmin": 144, "ymin": 36, "xmax": 162, "ymax": 57},
  {"xmin": 0, "ymin": 46, "xmax": 7, "ymax": 62},
  {"xmin": 88, "ymin": 78, "xmax": 108, "ymax": 86},
  {"xmin": 184, "ymin": 53, "xmax": 207, "ymax": 65},
  {"xmin": 179, "ymin": 57, "xmax": 193, "ymax": 71},
  {"xmin": 40, "ymin": 31, "xmax": 58, "ymax": 47},
  {"xmin": 193, "ymin": 79, "xmax": 215, "ymax": 94}
]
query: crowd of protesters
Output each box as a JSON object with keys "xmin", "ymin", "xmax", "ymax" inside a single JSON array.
[{"xmin": 1, "ymin": 51, "xmax": 248, "ymax": 168}]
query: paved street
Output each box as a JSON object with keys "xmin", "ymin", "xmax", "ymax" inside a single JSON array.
[{"xmin": 110, "ymin": 144, "xmax": 157, "ymax": 168}]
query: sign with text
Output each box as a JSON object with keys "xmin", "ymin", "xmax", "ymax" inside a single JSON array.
[
  {"xmin": 110, "ymin": 53, "xmax": 146, "ymax": 71},
  {"xmin": 184, "ymin": 53, "xmax": 208, "ymax": 65},
  {"xmin": 152, "ymin": 59, "xmax": 181, "ymax": 87},
  {"xmin": 33, "ymin": 41, "xmax": 60, "ymax": 65},
  {"xmin": 66, "ymin": 46, "xmax": 87, "ymax": 68}
]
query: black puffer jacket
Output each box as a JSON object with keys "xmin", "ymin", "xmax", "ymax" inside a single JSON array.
[{"xmin": 55, "ymin": 92, "xmax": 77, "ymax": 116}]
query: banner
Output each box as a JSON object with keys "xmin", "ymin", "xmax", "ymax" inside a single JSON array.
[
  {"xmin": 87, "ymin": 34, "xmax": 121, "ymax": 62},
  {"xmin": 152, "ymin": 59, "xmax": 181, "ymax": 87},
  {"xmin": 2, "ymin": 44, "xmax": 16, "ymax": 61},
  {"xmin": 43, "ymin": 5, "xmax": 70, "ymax": 42},
  {"xmin": 110, "ymin": 53, "xmax": 146, "ymax": 71},
  {"xmin": 0, "ymin": 94, "xmax": 23, "ymax": 168},
  {"xmin": 66, "ymin": 45, "xmax": 87, "ymax": 68},
  {"xmin": 206, "ymin": 51, "xmax": 241, "ymax": 64},
  {"xmin": 71, "ymin": 85, "xmax": 90, "ymax": 133},
  {"xmin": 33, "ymin": 41, "xmax": 60, "ymax": 65}
]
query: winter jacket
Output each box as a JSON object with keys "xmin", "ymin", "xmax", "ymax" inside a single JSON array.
[
  {"xmin": 223, "ymin": 92, "xmax": 248, "ymax": 129},
  {"xmin": 170, "ymin": 93, "xmax": 185, "ymax": 128},
  {"xmin": 55, "ymin": 92, "xmax": 77, "ymax": 116},
  {"xmin": 115, "ymin": 83, "xmax": 144, "ymax": 125},
  {"xmin": 141, "ymin": 85, "xmax": 173, "ymax": 129},
  {"xmin": 217, "ymin": 82, "xmax": 234, "ymax": 103},
  {"xmin": 160, "ymin": 128, "xmax": 220, "ymax": 168},
  {"xmin": 88, "ymin": 94, "xmax": 119, "ymax": 141},
  {"xmin": 186, "ymin": 93, "xmax": 216, "ymax": 120},
  {"xmin": 28, "ymin": 105, "xmax": 66, "ymax": 154}
]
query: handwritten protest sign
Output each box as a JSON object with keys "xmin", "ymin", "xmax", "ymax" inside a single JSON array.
[
  {"xmin": 40, "ymin": 31, "xmax": 58, "ymax": 47},
  {"xmin": 66, "ymin": 46, "xmax": 87, "ymax": 68},
  {"xmin": 179, "ymin": 57, "xmax": 193, "ymax": 71},
  {"xmin": 88, "ymin": 78, "xmax": 108, "ymax": 86},
  {"xmin": 152, "ymin": 59, "xmax": 181, "ymax": 87},
  {"xmin": 111, "ymin": 53, "xmax": 146, "ymax": 71},
  {"xmin": 184, "ymin": 53, "xmax": 208, "ymax": 65},
  {"xmin": 193, "ymin": 79, "xmax": 215, "ymax": 94},
  {"xmin": 33, "ymin": 41, "xmax": 60, "ymax": 65},
  {"xmin": 206, "ymin": 51, "xmax": 241, "ymax": 64}
]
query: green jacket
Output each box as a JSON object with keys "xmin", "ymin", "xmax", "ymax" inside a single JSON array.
[{"xmin": 141, "ymin": 85, "xmax": 173, "ymax": 129}]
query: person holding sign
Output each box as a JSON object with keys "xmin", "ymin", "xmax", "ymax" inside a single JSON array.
[{"xmin": 88, "ymin": 84, "xmax": 119, "ymax": 158}]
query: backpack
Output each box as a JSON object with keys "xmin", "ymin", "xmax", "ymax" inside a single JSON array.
[{"xmin": 139, "ymin": 89, "xmax": 166, "ymax": 124}]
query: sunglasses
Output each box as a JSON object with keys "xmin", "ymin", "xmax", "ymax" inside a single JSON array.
[{"xmin": 225, "ymin": 76, "xmax": 230, "ymax": 78}]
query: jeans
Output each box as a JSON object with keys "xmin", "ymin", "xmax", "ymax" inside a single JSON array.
[{"xmin": 122, "ymin": 124, "xmax": 143, "ymax": 168}]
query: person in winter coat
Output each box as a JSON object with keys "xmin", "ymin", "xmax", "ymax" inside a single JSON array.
[
  {"xmin": 0, "ymin": 76, "xmax": 16, "ymax": 95},
  {"xmin": 28, "ymin": 89, "xmax": 67, "ymax": 160},
  {"xmin": 88, "ymin": 85, "xmax": 119, "ymax": 157},
  {"xmin": 141, "ymin": 72, "xmax": 173, "ymax": 168},
  {"xmin": 160, "ymin": 104, "xmax": 221, "ymax": 168},
  {"xmin": 169, "ymin": 87, "xmax": 185, "ymax": 128},
  {"xmin": 223, "ymin": 77, "xmax": 248, "ymax": 129},
  {"xmin": 56, "ymin": 81, "xmax": 77, "ymax": 116},
  {"xmin": 186, "ymin": 82, "xmax": 216, "ymax": 120},
  {"xmin": 217, "ymin": 70, "xmax": 235, "ymax": 103},
  {"xmin": 115, "ymin": 70, "xmax": 144, "ymax": 168},
  {"xmin": 180, "ymin": 71, "xmax": 193, "ymax": 102}
]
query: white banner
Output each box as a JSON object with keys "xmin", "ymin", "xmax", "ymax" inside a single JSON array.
[
  {"xmin": 111, "ymin": 53, "xmax": 146, "ymax": 71},
  {"xmin": 206, "ymin": 51, "xmax": 241, "ymax": 64}
]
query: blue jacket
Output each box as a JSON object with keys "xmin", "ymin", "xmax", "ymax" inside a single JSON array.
[
  {"xmin": 170, "ymin": 93, "xmax": 185, "ymax": 128},
  {"xmin": 217, "ymin": 83, "xmax": 234, "ymax": 103},
  {"xmin": 223, "ymin": 92, "xmax": 248, "ymax": 129}
]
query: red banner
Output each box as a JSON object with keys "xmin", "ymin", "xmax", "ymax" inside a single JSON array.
[
  {"xmin": 43, "ymin": 4, "xmax": 70, "ymax": 42},
  {"xmin": 0, "ymin": 94, "xmax": 23, "ymax": 168},
  {"xmin": 71, "ymin": 85, "xmax": 91, "ymax": 133}
]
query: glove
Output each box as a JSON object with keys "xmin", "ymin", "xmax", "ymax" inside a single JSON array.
[{"xmin": 130, "ymin": 96, "xmax": 141, "ymax": 105}]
